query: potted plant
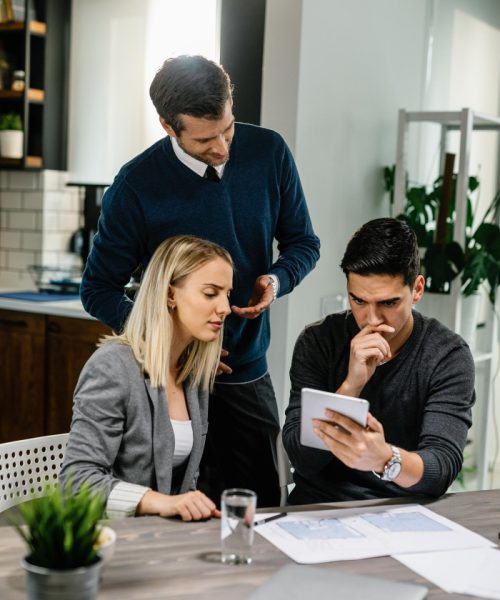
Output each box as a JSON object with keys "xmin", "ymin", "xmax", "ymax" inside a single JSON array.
[
  {"xmin": 0, "ymin": 111, "xmax": 23, "ymax": 158},
  {"xmin": 13, "ymin": 482, "xmax": 105, "ymax": 600},
  {"xmin": 383, "ymin": 165, "xmax": 500, "ymax": 307}
]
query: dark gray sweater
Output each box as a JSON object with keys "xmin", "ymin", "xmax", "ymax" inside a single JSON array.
[{"xmin": 283, "ymin": 310, "xmax": 475, "ymax": 504}]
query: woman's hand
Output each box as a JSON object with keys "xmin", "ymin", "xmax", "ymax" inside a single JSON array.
[{"xmin": 137, "ymin": 490, "xmax": 221, "ymax": 521}]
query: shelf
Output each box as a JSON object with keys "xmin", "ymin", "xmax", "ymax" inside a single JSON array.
[
  {"xmin": 25, "ymin": 155, "xmax": 42, "ymax": 168},
  {"xmin": 0, "ymin": 155, "xmax": 42, "ymax": 169},
  {"xmin": 0, "ymin": 1, "xmax": 71, "ymax": 171},
  {"xmin": 0, "ymin": 156, "xmax": 22, "ymax": 167},
  {"xmin": 473, "ymin": 352, "xmax": 493, "ymax": 364},
  {"xmin": 30, "ymin": 21, "xmax": 46, "ymax": 35},
  {"xmin": 402, "ymin": 110, "xmax": 500, "ymax": 131},
  {"xmin": 0, "ymin": 88, "xmax": 45, "ymax": 102},
  {"xmin": 28, "ymin": 88, "xmax": 44, "ymax": 102},
  {"xmin": 0, "ymin": 20, "xmax": 46, "ymax": 35}
]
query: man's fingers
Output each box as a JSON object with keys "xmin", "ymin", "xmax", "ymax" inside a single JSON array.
[
  {"xmin": 216, "ymin": 361, "xmax": 232, "ymax": 375},
  {"xmin": 360, "ymin": 324, "xmax": 395, "ymax": 335},
  {"xmin": 313, "ymin": 419, "xmax": 351, "ymax": 447},
  {"xmin": 231, "ymin": 305, "xmax": 266, "ymax": 319},
  {"xmin": 366, "ymin": 412, "xmax": 383, "ymax": 433}
]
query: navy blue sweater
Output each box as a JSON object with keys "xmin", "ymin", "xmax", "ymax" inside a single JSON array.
[{"xmin": 81, "ymin": 123, "xmax": 320, "ymax": 383}]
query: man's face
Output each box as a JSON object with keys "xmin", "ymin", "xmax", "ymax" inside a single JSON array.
[
  {"xmin": 161, "ymin": 100, "xmax": 235, "ymax": 167},
  {"xmin": 347, "ymin": 273, "xmax": 425, "ymax": 350}
]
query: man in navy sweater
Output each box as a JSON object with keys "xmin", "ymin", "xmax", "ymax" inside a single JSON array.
[{"xmin": 80, "ymin": 55, "xmax": 320, "ymax": 507}]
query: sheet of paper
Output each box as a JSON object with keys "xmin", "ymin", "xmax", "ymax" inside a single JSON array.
[
  {"xmin": 255, "ymin": 504, "xmax": 495, "ymax": 564},
  {"xmin": 394, "ymin": 547, "xmax": 500, "ymax": 599}
]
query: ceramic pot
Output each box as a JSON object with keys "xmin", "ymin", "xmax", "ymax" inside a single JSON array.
[
  {"xmin": 0, "ymin": 129, "xmax": 23, "ymax": 158},
  {"xmin": 21, "ymin": 555, "xmax": 103, "ymax": 600}
]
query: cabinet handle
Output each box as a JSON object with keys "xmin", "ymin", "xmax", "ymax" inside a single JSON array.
[
  {"xmin": 47, "ymin": 321, "xmax": 61, "ymax": 333},
  {"xmin": 0, "ymin": 319, "xmax": 28, "ymax": 328}
]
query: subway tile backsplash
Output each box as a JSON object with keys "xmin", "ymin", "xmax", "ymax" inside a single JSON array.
[{"xmin": 0, "ymin": 170, "xmax": 84, "ymax": 289}]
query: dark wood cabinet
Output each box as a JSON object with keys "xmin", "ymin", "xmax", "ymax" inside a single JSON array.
[
  {"xmin": 0, "ymin": 309, "xmax": 45, "ymax": 443},
  {"xmin": 0, "ymin": 0, "xmax": 71, "ymax": 170},
  {"xmin": 45, "ymin": 316, "xmax": 110, "ymax": 435},
  {"xmin": 0, "ymin": 309, "xmax": 110, "ymax": 443}
]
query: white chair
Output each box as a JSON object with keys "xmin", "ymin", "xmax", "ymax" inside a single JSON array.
[
  {"xmin": 276, "ymin": 430, "xmax": 294, "ymax": 506},
  {"xmin": 0, "ymin": 433, "xmax": 69, "ymax": 514}
]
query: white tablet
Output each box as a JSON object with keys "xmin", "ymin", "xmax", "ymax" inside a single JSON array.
[{"xmin": 300, "ymin": 388, "xmax": 370, "ymax": 451}]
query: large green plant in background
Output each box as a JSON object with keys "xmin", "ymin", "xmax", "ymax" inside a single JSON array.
[{"xmin": 384, "ymin": 165, "xmax": 500, "ymax": 305}]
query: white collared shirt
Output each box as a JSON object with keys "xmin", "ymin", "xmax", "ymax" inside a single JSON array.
[{"xmin": 170, "ymin": 136, "xmax": 225, "ymax": 179}]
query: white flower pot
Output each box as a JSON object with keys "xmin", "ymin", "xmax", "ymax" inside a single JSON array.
[{"xmin": 0, "ymin": 129, "xmax": 23, "ymax": 158}]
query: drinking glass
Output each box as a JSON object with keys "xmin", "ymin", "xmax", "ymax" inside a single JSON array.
[{"xmin": 221, "ymin": 488, "xmax": 257, "ymax": 565}]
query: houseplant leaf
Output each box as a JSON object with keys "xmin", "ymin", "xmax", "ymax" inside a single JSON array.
[{"xmin": 423, "ymin": 241, "xmax": 464, "ymax": 293}]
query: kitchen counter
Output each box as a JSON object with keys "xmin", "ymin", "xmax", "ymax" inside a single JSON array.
[{"xmin": 0, "ymin": 290, "xmax": 93, "ymax": 320}]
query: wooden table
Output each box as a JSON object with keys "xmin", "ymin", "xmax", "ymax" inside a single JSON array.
[{"xmin": 0, "ymin": 489, "xmax": 498, "ymax": 599}]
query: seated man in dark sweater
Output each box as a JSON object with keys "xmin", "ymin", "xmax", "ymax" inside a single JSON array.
[{"xmin": 283, "ymin": 218, "xmax": 475, "ymax": 503}]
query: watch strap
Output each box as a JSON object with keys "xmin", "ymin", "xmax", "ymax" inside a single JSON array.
[
  {"xmin": 372, "ymin": 445, "xmax": 401, "ymax": 481},
  {"xmin": 267, "ymin": 274, "xmax": 279, "ymax": 303}
]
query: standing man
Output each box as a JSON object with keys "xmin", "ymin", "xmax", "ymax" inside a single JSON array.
[
  {"xmin": 80, "ymin": 55, "xmax": 320, "ymax": 507},
  {"xmin": 283, "ymin": 218, "xmax": 474, "ymax": 504}
]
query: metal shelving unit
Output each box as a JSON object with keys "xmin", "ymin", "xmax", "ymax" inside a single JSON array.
[{"xmin": 393, "ymin": 107, "xmax": 500, "ymax": 490}]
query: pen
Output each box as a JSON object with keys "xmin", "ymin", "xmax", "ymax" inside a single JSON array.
[{"xmin": 254, "ymin": 512, "xmax": 288, "ymax": 527}]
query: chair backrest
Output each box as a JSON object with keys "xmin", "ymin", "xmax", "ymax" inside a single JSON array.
[
  {"xmin": 276, "ymin": 430, "xmax": 294, "ymax": 506},
  {"xmin": 0, "ymin": 433, "xmax": 69, "ymax": 513}
]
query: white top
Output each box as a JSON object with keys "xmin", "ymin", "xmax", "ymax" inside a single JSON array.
[
  {"xmin": 170, "ymin": 136, "xmax": 225, "ymax": 178},
  {"xmin": 105, "ymin": 419, "xmax": 194, "ymax": 518},
  {"xmin": 171, "ymin": 419, "xmax": 194, "ymax": 467}
]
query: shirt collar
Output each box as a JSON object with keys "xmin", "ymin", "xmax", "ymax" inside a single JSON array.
[{"xmin": 170, "ymin": 136, "xmax": 225, "ymax": 179}]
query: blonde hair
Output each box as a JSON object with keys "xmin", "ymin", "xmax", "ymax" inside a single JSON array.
[{"xmin": 102, "ymin": 235, "xmax": 233, "ymax": 390}]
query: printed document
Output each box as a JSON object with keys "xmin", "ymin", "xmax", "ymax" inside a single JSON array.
[
  {"xmin": 394, "ymin": 547, "xmax": 500, "ymax": 599},
  {"xmin": 254, "ymin": 504, "xmax": 494, "ymax": 564}
]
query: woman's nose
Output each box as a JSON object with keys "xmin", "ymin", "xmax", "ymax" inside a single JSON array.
[{"xmin": 218, "ymin": 296, "xmax": 231, "ymax": 318}]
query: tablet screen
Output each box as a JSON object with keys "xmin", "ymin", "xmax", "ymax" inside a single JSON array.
[{"xmin": 300, "ymin": 388, "xmax": 369, "ymax": 451}]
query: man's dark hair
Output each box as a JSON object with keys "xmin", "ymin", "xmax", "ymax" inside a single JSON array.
[
  {"xmin": 340, "ymin": 218, "xmax": 420, "ymax": 286},
  {"xmin": 149, "ymin": 55, "xmax": 233, "ymax": 135}
]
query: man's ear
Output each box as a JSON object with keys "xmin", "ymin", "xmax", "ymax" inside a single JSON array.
[
  {"xmin": 412, "ymin": 275, "xmax": 425, "ymax": 304},
  {"xmin": 160, "ymin": 117, "xmax": 176, "ymax": 138}
]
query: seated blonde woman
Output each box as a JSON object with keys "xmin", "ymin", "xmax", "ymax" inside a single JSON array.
[{"xmin": 60, "ymin": 235, "xmax": 233, "ymax": 521}]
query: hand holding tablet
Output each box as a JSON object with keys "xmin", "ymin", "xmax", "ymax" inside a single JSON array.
[{"xmin": 300, "ymin": 388, "xmax": 369, "ymax": 451}]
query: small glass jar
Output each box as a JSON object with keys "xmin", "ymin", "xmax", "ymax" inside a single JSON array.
[{"xmin": 11, "ymin": 70, "xmax": 25, "ymax": 92}]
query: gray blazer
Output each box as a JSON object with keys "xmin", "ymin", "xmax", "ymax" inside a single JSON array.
[{"xmin": 60, "ymin": 342, "xmax": 209, "ymax": 502}]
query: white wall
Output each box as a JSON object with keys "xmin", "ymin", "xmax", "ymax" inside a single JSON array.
[
  {"xmin": 263, "ymin": 0, "xmax": 430, "ymax": 414},
  {"xmin": 262, "ymin": 0, "xmax": 500, "ymax": 423},
  {"xmin": 68, "ymin": 0, "xmax": 148, "ymax": 184},
  {"xmin": 67, "ymin": 0, "xmax": 219, "ymax": 184}
]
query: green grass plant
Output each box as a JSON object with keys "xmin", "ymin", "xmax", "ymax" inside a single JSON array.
[{"xmin": 13, "ymin": 482, "xmax": 105, "ymax": 570}]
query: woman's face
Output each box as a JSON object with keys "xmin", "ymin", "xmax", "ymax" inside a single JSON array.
[{"xmin": 169, "ymin": 257, "xmax": 233, "ymax": 346}]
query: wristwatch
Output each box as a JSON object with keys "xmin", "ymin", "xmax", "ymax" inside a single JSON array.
[
  {"xmin": 373, "ymin": 445, "xmax": 401, "ymax": 482},
  {"xmin": 267, "ymin": 274, "xmax": 279, "ymax": 303}
]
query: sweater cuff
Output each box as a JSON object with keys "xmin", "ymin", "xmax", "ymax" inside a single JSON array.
[
  {"xmin": 407, "ymin": 449, "xmax": 449, "ymax": 496},
  {"xmin": 106, "ymin": 481, "xmax": 151, "ymax": 519}
]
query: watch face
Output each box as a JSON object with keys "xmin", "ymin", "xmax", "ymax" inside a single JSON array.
[{"xmin": 386, "ymin": 461, "xmax": 401, "ymax": 480}]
